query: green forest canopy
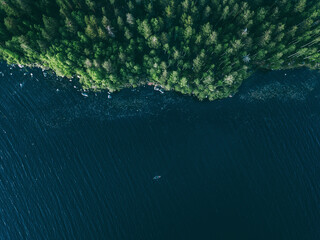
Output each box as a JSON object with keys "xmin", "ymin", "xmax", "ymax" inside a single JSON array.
[{"xmin": 0, "ymin": 0, "xmax": 319, "ymax": 100}]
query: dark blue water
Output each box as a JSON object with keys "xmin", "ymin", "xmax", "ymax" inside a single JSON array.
[{"xmin": 0, "ymin": 62, "xmax": 320, "ymax": 240}]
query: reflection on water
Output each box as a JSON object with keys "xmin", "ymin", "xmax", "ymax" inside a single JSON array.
[{"xmin": 240, "ymin": 70, "xmax": 319, "ymax": 102}]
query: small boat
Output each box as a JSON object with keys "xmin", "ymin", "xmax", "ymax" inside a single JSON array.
[
  {"xmin": 153, "ymin": 175, "xmax": 161, "ymax": 180},
  {"xmin": 81, "ymin": 92, "xmax": 89, "ymax": 97}
]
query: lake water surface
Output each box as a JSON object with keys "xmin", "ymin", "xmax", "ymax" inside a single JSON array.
[{"xmin": 0, "ymin": 62, "xmax": 319, "ymax": 239}]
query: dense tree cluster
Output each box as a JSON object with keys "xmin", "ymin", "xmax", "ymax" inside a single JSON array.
[{"xmin": 0, "ymin": 0, "xmax": 319, "ymax": 100}]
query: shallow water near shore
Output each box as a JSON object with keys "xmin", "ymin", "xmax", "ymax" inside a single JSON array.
[{"xmin": 0, "ymin": 62, "xmax": 320, "ymax": 239}]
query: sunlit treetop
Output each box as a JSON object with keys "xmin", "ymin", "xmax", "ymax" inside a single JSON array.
[{"xmin": 0, "ymin": 0, "xmax": 319, "ymax": 100}]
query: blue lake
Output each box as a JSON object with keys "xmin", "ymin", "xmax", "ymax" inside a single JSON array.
[{"xmin": 0, "ymin": 62, "xmax": 320, "ymax": 239}]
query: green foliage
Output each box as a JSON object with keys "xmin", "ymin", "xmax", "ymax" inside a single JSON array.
[{"xmin": 0, "ymin": 0, "xmax": 319, "ymax": 100}]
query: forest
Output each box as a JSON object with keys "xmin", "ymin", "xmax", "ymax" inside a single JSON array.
[{"xmin": 0, "ymin": 0, "xmax": 319, "ymax": 100}]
